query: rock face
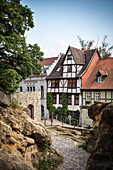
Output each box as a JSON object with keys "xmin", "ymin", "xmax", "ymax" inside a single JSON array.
[
  {"xmin": 0, "ymin": 106, "xmax": 51, "ymax": 170},
  {"xmin": 86, "ymin": 102, "xmax": 113, "ymax": 170},
  {"xmin": 0, "ymin": 91, "xmax": 10, "ymax": 107}
]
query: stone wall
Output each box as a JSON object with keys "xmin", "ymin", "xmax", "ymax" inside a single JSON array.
[
  {"xmin": 86, "ymin": 102, "xmax": 113, "ymax": 170},
  {"xmin": 11, "ymin": 91, "xmax": 41, "ymax": 122}
]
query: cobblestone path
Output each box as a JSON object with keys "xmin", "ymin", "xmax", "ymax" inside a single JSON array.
[{"xmin": 50, "ymin": 131, "xmax": 90, "ymax": 170}]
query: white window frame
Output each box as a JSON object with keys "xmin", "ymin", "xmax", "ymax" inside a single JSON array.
[
  {"xmin": 97, "ymin": 76, "xmax": 102, "ymax": 83},
  {"xmin": 86, "ymin": 92, "xmax": 91, "ymax": 101},
  {"xmin": 95, "ymin": 92, "xmax": 100, "ymax": 101}
]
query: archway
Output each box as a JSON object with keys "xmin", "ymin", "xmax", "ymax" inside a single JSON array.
[{"xmin": 28, "ymin": 104, "xmax": 34, "ymax": 119}]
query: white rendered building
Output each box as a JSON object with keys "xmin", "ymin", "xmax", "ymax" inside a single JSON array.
[{"xmin": 17, "ymin": 56, "xmax": 60, "ymax": 119}]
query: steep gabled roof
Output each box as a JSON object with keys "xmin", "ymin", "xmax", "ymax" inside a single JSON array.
[
  {"xmin": 46, "ymin": 54, "xmax": 65, "ymax": 79},
  {"xmin": 38, "ymin": 57, "xmax": 58, "ymax": 66},
  {"xmin": 78, "ymin": 49, "xmax": 98, "ymax": 76},
  {"xmin": 81, "ymin": 58, "xmax": 113, "ymax": 90},
  {"xmin": 46, "ymin": 47, "xmax": 98, "ymax": 80},
  {"xmin": 70, "ymin": 47, "xmax": 85, "ymax": 64}
]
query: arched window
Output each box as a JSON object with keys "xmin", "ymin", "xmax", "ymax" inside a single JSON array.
[
  {"xmin": 41, "ymin": 105, "xmax": 44, "ymax": 118},
  {"xmin": 41, "ymin": 86, "xmax": 44, "ymax": 98}
]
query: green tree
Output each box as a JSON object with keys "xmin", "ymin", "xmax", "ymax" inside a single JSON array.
[
  {"xmin": 0, "ymin": 0, "xmax": 44, "ymax": 93},
  {"xmin": 47, "ymin": 93, "xmax": 53, "ymax": 111},
  {"xmin": 61, "ymin": 93, "xmax": 69, "ymax": 125},
  {"xmin": 78, "ymin": 35, "xmax": 113, "ymax": 58}
]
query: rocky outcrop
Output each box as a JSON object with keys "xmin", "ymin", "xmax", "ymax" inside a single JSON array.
[
  {"xmin": 86, "ymin": 102, "xmax": 113, "ymax": 170},
  {"xmin": 0, "ymin": 91, "xmax": 10, "ymax": 107},
  {"xmin": 0, "ymin": 106, "xmax": 51, "ymax": 170}
]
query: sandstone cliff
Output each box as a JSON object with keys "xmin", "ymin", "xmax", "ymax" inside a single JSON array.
[
  {"xmin": 86, "ymin": 102, "xmax": 113, "ymax": 170},
  {"xmin": 0, "ymin": 91, "xmax": 61, "ymax": 170}
]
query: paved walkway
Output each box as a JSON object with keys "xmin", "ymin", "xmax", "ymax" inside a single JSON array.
[{"xmin": 49, "ymin": 130, "xmax": 90, "ymax": 170}]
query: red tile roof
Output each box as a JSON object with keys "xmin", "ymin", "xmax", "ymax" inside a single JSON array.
[
  {"xmin": 81, "ymin": 58, "xmax": 113, "ymax": 90},
  {"xmin": 38, "ymin": 57, "xmax": 58, "ymax": 66}
]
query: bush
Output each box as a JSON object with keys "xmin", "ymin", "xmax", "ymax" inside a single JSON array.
[{"xmin": 72, "ymin": 130, "xmax": 78, "ymax": 136}]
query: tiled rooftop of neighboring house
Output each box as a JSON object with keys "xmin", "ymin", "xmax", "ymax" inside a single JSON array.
[
  {"xmin": 38, "ymin": 57, "xmax": 58, "ymax": 66},
  {"xmin": 81, "ymin": 58, "xmax": 113, "ymax": 89}
]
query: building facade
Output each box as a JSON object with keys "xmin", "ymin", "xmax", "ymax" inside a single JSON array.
[
  {"xmin": 17, "ymin": 56, "xmax": 60, "ymax": 119},
  {"xmin": 81, "ymin": 58, "xmax": 113, "ymax": 127},
  {"xmin": 47, "ymin": 46, "xmax": 100, "ymax": 125}
]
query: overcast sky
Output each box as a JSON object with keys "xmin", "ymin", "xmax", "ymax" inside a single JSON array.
[{"xmin": 22, "ymin": 0, "xmax": 113, "ymax": 58}]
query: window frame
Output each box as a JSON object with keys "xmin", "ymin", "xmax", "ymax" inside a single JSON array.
[
  {"xmin": 68, "ymin": 79, "xmax": 76, "ymax": 88},
  {"xmin": 86, "ymin": 92, "xmax": 91, "ymax": 101},
  {"xmin": 95, "ymin": 92, "xmax": 100, "ymax": 101},
  {"xmin": 67, "ymin": 54, "xmax": 72, "ymax": 60},
  {"xmin": 68, "ymin": 94, "xmax": 72, "ymax": 105},
  {"xmin": 51, "ymin": 80, "xmax": 55, "ymax": 88},
  {"xmin": 67, "ymin": 65, "xmax": 72, "ymax": 72},
  {"xmin": 97, "ymin": 76, "xmax": 102, "ymax": 83},
  {"xmin": 74, "ymin": 94, "xmax": 79, "ymax": 105},
  {"xmin": 41, "ymin": 86, "xmax": 44, "ymax": 98}
]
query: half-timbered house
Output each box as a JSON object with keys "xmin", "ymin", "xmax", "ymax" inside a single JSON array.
[{"xmin": 46, "ymin": 46, "xmax": 100, "ymax": 125}]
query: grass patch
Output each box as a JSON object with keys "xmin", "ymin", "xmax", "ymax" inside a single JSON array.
[
  {"xmin": 47, "ymin": 126, "xmax": 55, "ymax": 130},
  {"xmin": 39, "ymin": 148, "xmax": 63, "ymax": 170},
  {"xmin": 72, "ymin": 130, "xmax": 78, "ymax": 136},
  {"xmin": 39, "ymin": 138, "xmax": 63, "ymax": 170},
  {"xmin": 10, "ymin": 98, "xmax": 22, "ymax": 110},
  {"xmin": 78, "ymin": 143, "xmax": 90, "ymax": 152}
]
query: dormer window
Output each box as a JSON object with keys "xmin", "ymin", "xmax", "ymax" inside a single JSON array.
[
  {"xmin": 97, "ymin": 76, "xmax": 102, "ymax": 83},
  {"xmin": 96, "ymin": 69, "xmax": 108, "ymax": 83},
  {"xmin": 57, "ymin": 66, "xmax": 62, "ymax": 72}
]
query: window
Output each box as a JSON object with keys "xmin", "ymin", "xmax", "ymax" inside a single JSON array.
[
  {"xmin": 51, "ymin": 80, "xmax": 59, "ymax": 88},
  {"xmin": 30, "ymin": 87, "xmax": 32, "ymax": 91},
  {"xmin": 86, "ymin": 92, "xmax": 91, "ymax": 101},
  {"xmin": 33, "ymin": 87, "xmax": 35, "ymax": 91},
  {"xmin": 59, "ymin": 94, "xmax": 62, "ymax": 104},
  {"xmin": 53, "ymin": 93, "xmax": 57, "ymax": 104},
  {"xmin": 95, "ymin": 92, "xmax": 100, "ymax": 101},
  {"xmin": 57, "ymin": 66, "xmax": 62, "ymax": 72},
  {"xmin": 41, "ymin": 105, "xmax": 44, "ymax": 118},
  {"xmin": 68, "ymin": 79, "xmax": 72, "ymax": 88},
  {"xmin": 68, "ymin": 94, "xmax": 72, "ymax": 105},
  {"xmin": 41, "ymin": 86, "xmax": 44, "ymax": 98},
  {"xmin": 72, "ymin": 79, "xmax": 76, "ymax": 88},
  {"xmin": 67, "ymin": 65, "xmax": 72, "ymax": 72},
  {"xmin": 68, "ymin": 79, "xmax": 76, "ymax": 88},
  {"xmin": 20, "ymin": 86, "xmax": 22, "ymax": 92},
  {"xmin": 74, "ymin": 94, "xmax": 79, "ymax": 105},
  {"xmin": 27, "ymin": 87, "xmax": 29, "ymax": 92},
  {"xmin": 56, "ymin": 80, "xmax": 59, "ymax": 88},
  {"xmin": 51, "ymin": 80, "xmax": 55, "ymax": 88},
  {"xmin": 97, "ymin": 76, "xmax": 102, "ymax": 83},
  {"xmin": 67, "ymin": 54, "xmax": 72, "ymax": 60}
]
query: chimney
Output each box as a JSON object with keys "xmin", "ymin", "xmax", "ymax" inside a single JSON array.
[{"xmin": 81, "ymin": 48, "xmax": 86, "ymax": 51}]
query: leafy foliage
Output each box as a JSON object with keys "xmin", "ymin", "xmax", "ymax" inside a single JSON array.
[
  {"xmin": 0, "ymin": 0, "xmax": 44, "ymax": 93},
  {"xmin": 78, "ymin": 35, "xmax": 113, "ymax": 58},
  {"xmin": 62, "ymin": 93, "xmax": 68, "ymax": 120},
  {"xmin": 47, "ymin": 93, "xmax": 53, "ymax": 111}
]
